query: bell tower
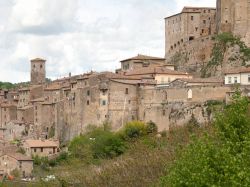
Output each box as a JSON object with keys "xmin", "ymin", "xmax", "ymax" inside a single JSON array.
[{"xmin": 30, "ymin": 58, "xmax": 46, "ymax": 85}]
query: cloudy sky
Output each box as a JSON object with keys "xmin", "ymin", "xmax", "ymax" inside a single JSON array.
[{"xmin": 0, "ymin": 0, "xmax": 216, "ymax": 83}]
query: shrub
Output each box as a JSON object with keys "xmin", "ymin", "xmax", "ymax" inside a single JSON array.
[
  {"xmin": 91, "ymin": 131, "xmax": 126, "ymax": 159},
  {"xmin": 69, "ymin": 128, "xmax": 126, "ymax": 161},
  {"xmin": 122, "ymin": 121, "xmax": 147, "ymax": 139},
  {"xmin": 68, "ymin": 135, "xmax": 92, "ymax": 160},
  {"xmin": 160, "ymin": 130, "xmax": 167, "ymax": 137},
  {"xmin": 161, "ymin": 91, "xmax": 250, "ymax": 186},
  {"xmin": 146, "ymin": 121, "xmax": 158, "ymax": 134},
  {"xmin": 10, "ymin": 169, "xmax": 20, "ymax": 178}
]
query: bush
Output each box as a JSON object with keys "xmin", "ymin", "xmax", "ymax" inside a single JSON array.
[
  {"xmin": 68, "ymin": 135, "xmax": 93, "ymax": 161},
  {"xmin": 10, "ymin": 169, "xmax": 20, "ymax": 178},
  {"xmin": 91, "ymin": 131, "xmax": 126, "ymax": 159},
  {"xmin": 146, "ymin": 121, "xmax": 158, "ymax": 134},
  {"xmin": 121, "ymin": 121, "xmax": 147, "ymax": 139},
  {"xmin": 161, "ymin": 91, "xmax": 250, "ymax": 186},
  {"xmin": 160, "ymin": 130, "xmax": 167, "ymax": 137},
  {"xmin": 69, "ymin": 128, "xmax": 126, "ymax": 160}
]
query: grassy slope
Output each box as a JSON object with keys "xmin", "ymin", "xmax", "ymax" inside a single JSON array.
[{"xmin": 3, "ymin": 125, "xmax": 213, "ymax": 187}]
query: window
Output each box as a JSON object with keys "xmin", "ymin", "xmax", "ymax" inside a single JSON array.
[
  {"xmin": 234, "ymin": 77, "xmax": 238, "ymax": 83},
  {"xmin": 125, "ymin": 88, "xmax": 129, "ymax": 94},
  {"xmin": 34, "ymin": 148, "xmax": 37, "ymax": 153},
  {"xmin": 168, "ymin": 77, "xmax": 171, "ymax": 82},
  {"xmin": 248, "ymin": 75, "xmax": 250, "ymax": 83},
  {"xmin": 102, "ymin": 100, "xmax": 106, "ymax": 106},
  {"xmin": 87, "ymin": 90, "xmax": 90, "ymax": 96},
  {"xmin": 228, "ymin": 77, "xmax": 232, "ymax": 84},
  {"xmin": 187, "ymin": 89, "xmax": 193, "ymax": 100},
  {"xmin": 191, "ymin": 16, "xmax": 194, "ymax": 21},
  {"xmin": 87, "ymin": 100, "xmax": 90, "ymax": 105},
  {"xmin": 163, "ymin": 109, "xmax": 166, "ymax": 116},
  {"xmin": 40, "ymin": 65, "xmax": 43, "ymax": 69},
  {"xmin": 203, "ymin": 20, "xmax": 206, "ymax": 24},
  {"xmin": 41, "ymin": 148, "xmax": 43, "ymax": 152}
]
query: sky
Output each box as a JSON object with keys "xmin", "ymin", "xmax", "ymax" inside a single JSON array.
[{"xmin": 0, "ymin": 0, "xmax": 216, "ymax": 83}]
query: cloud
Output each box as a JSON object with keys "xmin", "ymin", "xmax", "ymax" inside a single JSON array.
[{"xmin": 0, "ymin": 0, "xmax": 216, "ymax": 83}]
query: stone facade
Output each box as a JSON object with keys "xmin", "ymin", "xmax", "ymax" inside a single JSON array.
[
  {"xmin": 23, "ymin": 139, "xmax": 59, "ymax": 158},
  {"xmin": 0, "ymin": 153, "xmax": 33, "ymax": 177},
  {"xmin": 217, "ymin": 0, "xmax": 250, "ymax": 46},
  {"xmin": 30, "ymin": 58, "xmax": 46, "ymax": 85}
]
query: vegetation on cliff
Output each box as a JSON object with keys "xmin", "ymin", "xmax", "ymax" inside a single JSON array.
[
  {"xmin": 201, "ymin": 32, "xmax": 250, "ymax": 78},
  {"xmin": 161, "ymin": 91, "xmax": 250, "ymax": 186}
]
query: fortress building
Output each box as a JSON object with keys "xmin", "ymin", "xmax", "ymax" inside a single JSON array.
[
  {"xmin": 216, "ymin": 0, "xmax": 250, "ymax": 46},
  {"xmin": 30, "ymin": 58, "xmax": 46, "ymax": 85},
  {"xmin": 164, "ymin": 0, "xmax": 250, "ymax": 75}
]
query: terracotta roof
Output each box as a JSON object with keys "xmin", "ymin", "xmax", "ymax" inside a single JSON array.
[
  {"xmin": 25, "ymin": 139, "xmax": 58, "ymax": 148},
  {"xmin": 1, "ymin": 153, "xmax": 33, "ymax": 161},
  {"xmin": 18, "ymin": 105, "xmax": 33, "ymax": 110},
  {"xmin": 176, "ymin": 78, "xmax": 223, "ymax": 83},
  {"xmin": 165, "ymin": 6, "xmax": 215, "ymax": 19},
  {"xmin": 30, "ymin": 97, "xmax": 45, "ymax": 103},
  {"xmin": 125, "ymin": 67, "xmax": 189, "ymax": 76},
  {"xmin": 31, "ymin": 58, "xmax": 46, "ymax": 62},
  {"xmin": 224, "ymin": 67, "xmax": 250, "ymax": 74},
  {"xmin": 120, "ymin": 54, "xmax": 165, "ymax": 62},
  {"xmin": 0, "ymin": 103, "xmax": 16, "ymax": 108},
  {"xmin": 44, "ymin": 84, "xmax": 62, "ymax": 91},
  {"xmin": 19, "ymin": 87, "xmax": 30, "ymax": 92},
  {"xmin": 111, "ymin": 78, "xmax": 157, "ymax": 85}
]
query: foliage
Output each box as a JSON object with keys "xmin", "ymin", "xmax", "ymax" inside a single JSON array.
[
  {"xmin": 17, "ymin": 147, "xmax": 26, "ymax": 155},
  {"xmin": 69, "ymin": 127, "xmax": 126, "ymax": 160},
  {"xmin": 10, "ymin": 169, "xmax": 20, "ymax": 178},
  {"xmin": 0, "ymin": 82, "xmax": 16, "ymax": 90},
  {"xmin": 145, "ymin": 121, "xmax": 158, "ymax": 134},
  {"xmin": 186, "ymin": 114, "xmax": 200, "ymax": 132},
  {"xmin": 161, "ymin": 91, "xmax": 250, "ymax": 186},
  {"xmin": 201, "ymin": 32, "xmax": 250, "ymax": 78},
  {"xmin": 121, "ymin": 121, "xmax": 147, "ymax": 139},
  {"xmin": 48, "ymin": 125, "xmax": 55, "ymax": 139}
]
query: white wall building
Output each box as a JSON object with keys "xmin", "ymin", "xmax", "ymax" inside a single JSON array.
[{"xmin": 224, "ymin": 68, "xmax": 250, "ymax": 85}]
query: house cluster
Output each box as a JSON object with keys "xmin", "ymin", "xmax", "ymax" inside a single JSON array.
[{"xmin": 0, "ymin": 0, "xmax": 250, "ymax": 179}]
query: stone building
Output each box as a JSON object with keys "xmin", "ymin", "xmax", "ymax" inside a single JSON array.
[
  {"xmin": 23, "ymin": 139, "xmax": 59, "ymax": 158},
  {"xmin": 125, "ymin": 66, "xmax": 192, "ymax": 84},
  {"xmin": 224, "ymin": 67, "xmax": 250, "ymax": 85},
  {"xmin": 216, "ymin": 0, "xmax": 250, "ymax": 46},
  {"xmin": 165, "ymin": 7, "xmax": 216, "ymax": 60},
  {"xmin": 0, "ymin": 103, "xmax": 17, "ymax": 127},
  {"xmin": 119, "ymin": 54, "xmax": 169, "ymax": 72},
  {"xmin": 30, "ymin": 58, "xmax": 46, "ymax": 85},
  {"xmin": 0, "ymin": 153, "xmax": 33, "ymax": 178}
]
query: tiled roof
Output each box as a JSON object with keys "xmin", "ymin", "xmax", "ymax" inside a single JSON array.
[
  {"xmin": 25, "ymin": 139, "xmax": 58, "ymax": 148},
  {"xmin": 19, "ymin": 87, "xmax": 30, "ymax": 92},
  {"xmin": 44, "ymin": 84, "xmax": 62, "ymax": 91},
  {"xmin": 125, "ymin": 67, "xmax": 189, "ymax": 76},
  {"xmin": 111, "ymin": 78, "xmax": 156, "ymax": 85},
  {"xmin": 31, "ymin": 58, "xmax": 46, "ymax": 62},
  {"xmin": 120, "ymin": 54, "xmax": 165, "ymax": 62},
  {"xmin": 30, "ymin": 97, "xmax": 45, "ymax": 103},
  {"xmin": 177, "ymin": 78, "xmax": 223, "ymax": 83},
  {"xmin": 1, "ymin": 153, "xmax": 33, "ymax": 161},
  {"xmin": 224, "ymin": 67, "xmax": 250, "ymax": 74}
]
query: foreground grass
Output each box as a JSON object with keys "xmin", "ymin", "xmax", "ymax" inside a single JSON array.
[{"xmin": 2, "ymin": 124, "xmax": 213, "ymax": 187}]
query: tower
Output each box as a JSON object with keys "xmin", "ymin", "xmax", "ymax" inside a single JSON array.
[
  {"xmin": 216, "ymin": 0, "xmax": 250, "ymax": 46},
  {"xmin": 30, "ymin": 58, "xmax": 46, "ymax": 85}
]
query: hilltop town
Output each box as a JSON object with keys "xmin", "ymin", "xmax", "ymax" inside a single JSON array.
[{"xmin": 0, "ymin": 0, "xmax": 250, "ymax": 181}]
